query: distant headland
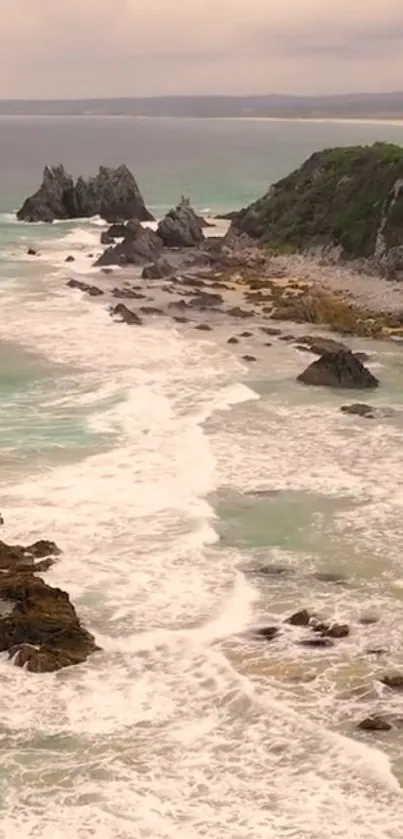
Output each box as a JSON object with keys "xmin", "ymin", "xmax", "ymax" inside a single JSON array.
[{"xmin": 2, "ymin": 93, "xmax": 403, "ymax": 120}]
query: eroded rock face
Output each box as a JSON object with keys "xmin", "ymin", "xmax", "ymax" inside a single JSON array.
[
  {"xmin": 95, "ymin": 221, "xmax": 163, "ymax": 267},
  {"xmin": 17, "ymin": 164, "xmax": 153, "ymax": 223},
  {"xmin": 157, "ymin": 197, "xmax": 205, "ymax": 248},
  {"xmin": 0, "ymin": 538, "xmax": 98, "ymax": 672},
  {"xmin": 297, "ymin": 350, "xmax": 379, "ymax": 389}
]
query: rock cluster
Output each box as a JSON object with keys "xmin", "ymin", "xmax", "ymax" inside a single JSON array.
[{"xmin": 17, "ymin": 164, "xmax": 153, "ymax": 223}]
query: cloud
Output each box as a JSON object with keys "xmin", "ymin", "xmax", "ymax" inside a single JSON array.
[{"xmin": 1, "ymin": 0, "xmax": 403, "ymax": 96}]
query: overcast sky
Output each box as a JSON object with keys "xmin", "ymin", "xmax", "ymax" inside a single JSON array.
[{"xmin": 1, "ymin": 0, "xmax": 403, "ymax": 98}]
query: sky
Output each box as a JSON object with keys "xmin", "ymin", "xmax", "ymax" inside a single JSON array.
[{"xmin": 1, "ymin": 0, "xmax": 403, "ymax": 98}]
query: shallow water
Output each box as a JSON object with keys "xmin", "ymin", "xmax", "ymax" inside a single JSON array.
[{"xmin": 1, "ymin": 117, "xmax": 403, "ymax": 837}]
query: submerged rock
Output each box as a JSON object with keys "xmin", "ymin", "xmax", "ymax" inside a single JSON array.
[
  {"xmin": 0, "ymin": 538, "xmax": 97, "ymax": 672},
  {"xmin": 17, "ymin": 164, "xmax": 153, "ymax": 223},
  {"xmin": 251, "ymin": 626, "xmax": 280, "ymax": 641},
  {"xmin": 357, "ymin": 715, "xmax": 392, "ymax": 732},
  {"xmin": 157, "ymin": 197, "xmax": 205, "ymax": 248},
  {"xmin": 341, "ymin": 403, "xmax": 376, "ymax": 418},
  {"xmin": 297, "ymin": 350, "xmax": 379, "ymax": 389},
  {"xmin": 381, "ymin": 673, "xmax": 403, "ymax": 690}
]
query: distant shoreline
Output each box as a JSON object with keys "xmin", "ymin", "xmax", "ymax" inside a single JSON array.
[{"xmin": 1, "ymin": 114, "xmax": 403, "ymax": 126}]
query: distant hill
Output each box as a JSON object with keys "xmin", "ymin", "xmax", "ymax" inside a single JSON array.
[{"xmin": 2, "ymin": 93, "xmax": 403, "ymax": 119}]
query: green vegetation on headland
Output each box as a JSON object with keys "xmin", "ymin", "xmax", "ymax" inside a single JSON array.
[{"xmin": 232, "ymin": 142, "xmax": 403, "ymax": 266}]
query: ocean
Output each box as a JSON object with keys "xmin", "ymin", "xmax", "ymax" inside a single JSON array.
[{"xmin": 1, "ymin": 115, "xmax": 403, "ymax": 837}]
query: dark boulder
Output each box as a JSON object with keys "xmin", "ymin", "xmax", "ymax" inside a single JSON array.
[
  {"xmin": 142, "ymin": 258, "xmax": 175, "ymax": 279},
  {"xmin": 286, "ymin": 609, "xmax": 311, "ymax": 627},
  {"xmin": 243, "ymin": 355, "xmax": 257, "ymax": 362},
  {"xmin": 95, "ymin": 221, "xmax": 163, "ymax": 267},
  {"xmin": 110, "ymin": 304, "xmax": 143, "ymax": 325},
  {"xmin": 65, "ymin": 255, "xmax": 75, "ymax": 263},
  {"xmin": 0, "ymin": 538, "xmax": 97, "ymax": 672},
  {"xmin": 27, "ymin": 248, "xmax": 37, "ymax": 256},
  {"xmin": 227, "ymin": 336, "xmax": 239, "ymax": 344},
  {"xmin": 195, "ymin": 323, "xmax": 212, "ymax": 331},
  {"xmin": 157, "ymin": 197, "xmax": 205, "ymax": 248},
  {"xmin": 357, "ymin": 715, "xmax": 392, "ymax": 732},
  {"xmin": 297, "ymin": 350, "xmax": 379, "ymax": 389},
  {"xmin": 67, "ymin": 279, "xmax": 104, "ymax": 297},
  {"xmin": 17, "ymin": 164, "xmax": 153, "ymax": 224}
]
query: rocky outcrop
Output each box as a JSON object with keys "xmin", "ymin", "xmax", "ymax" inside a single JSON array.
[
  {"xmin": 95, "ymin": 220, "xmax": 163, "ymax": 267},
  {"xmin": 230, "ymin": 143, "xmax": 403, "ymax": 269},
  {"xmin": 157, "ymin": 197, "xmax": 205, "ymax": 247},
  {"xmin": 0, "ymin": 538, "xmax": 97, "ymax": 672},
  {"xmin": 17, "ymin": 164, "xmax": 153, "ymax": 223},
  {"xmin": 297, "ymin": 350, "xmax": 379, "ymax": 389}
]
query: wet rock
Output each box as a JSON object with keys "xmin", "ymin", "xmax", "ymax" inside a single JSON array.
[
  {"xmin": 366, "ymin": 648, "xmax": 388, "ymax": 656},
  {"xmin": 17, "ymin": 164, "xmax": 153, "ymax": 223},
  {"xmin": 286, "ymin": 609, "xmax": 311, "ymax": 627},
  {"xmin": 188, "ymin": 292, "xmax": 223, "ymax": 308},
  {"xmin": 355, "ymin": 352, "xmax": 370, "ymax": 362},
  {"xmin": 111, "ymin": 287, "xmax": 146, "ymax": 300},
  {"xmin": 173, "ymin": 315, "xmax": 190, "ymax": 324},
  {"xmin": 65, "ymin": 255, "xmax": 75, "ymax": 263},
  {"xmin": 0, "ymin": 513, "xmax": 4, "ymax": 526},
  {"xmin": 297, "ymin": 350, "xmax": 379, "ymax": 390},
  {"xmin": 95, "ymin": 221, "xmax": 163, "ymax": 267},
  {"xmin": 340, "ymin": 403, "xmax": 375, "ymax": 418},
  {"xmin": 195, "ymin": 323, "xmax": 212, "ymax": 331},
  {"xmin": 157, "ymin": 197, "xmax": 205, "ymax": 248},
  {"xmin": 242, "ymin": 355, "xmax": 257, "ymax": 362},
  {"xmin": 279, "ymin": 334, "xmax": 295, "ymax": 343},
  {"xmin": 27, "ymin": 248, "xmax": 37, "ymax": 256},
  {"xmin": 381, "ymin": 673, "xmax": 403, "ymax": 690},
  {"xmin": 139, "ymin": 306, "xmax": 164, "ymax": 316},
  {"xmin": 105, "ymin": 223, "xmax": 127, "ymax": 239},
  {"xmin": 326, "ymin": 623, "xmax": 350, "ymax": 639},
  {"xmin": 299, "ymin": 637, "xmax": 334, "ymax": 648},
  {"xmin": 227, "ymin": 336, "xmax": 239, "ymax": 344},
  {"xmin": 142, "ymin": 258, "xmax": 175, "ymax": 279},
  {"xmin": 110, "ymin": 304, "xmax": 143, "ymax": 325},
  {"xmin": 357, "ymin": 715, "xmax": 392, "ymax": 732},
  {"xmin": 227, "ymin": 306, "xmax": 252, "ymax": 319},
  {"xmin": 100, "ymin": 231, "xmax": 114, "ymax": 246},
  {"xmin": 250, "ymin": 564, "xmax": 292, "ymax": 577},
  {"xmin": 239, "ymin": 331, "xmax": 253, "ymax": 338},
  {"xmin": 101, "ymin": 268, "xmax": 113, "ymax": 274},
  {"xmin": 264, "ymin": 342, "xmax": 272, "ymax": 347},
  {"xmin": 67, "ymin": 279, "xmax": 104, "ymax": 297},
  {"xmin": 0, "ymin": 539, "xmax": 97, "ymax": 672},
  {"xmin": 260, "ymin": 326, "xmax": 282, "ymax": 336},
  {"xmin": 297, "ymin": 335, "xmax": 349, "ymax": 356},
  {"xmin": 251, "ymin": 626, "xmax": 280, "ymax": 641},
  {"xmin": 313, "ymin": 571, "xmax": 348, "ymax": 585}
]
